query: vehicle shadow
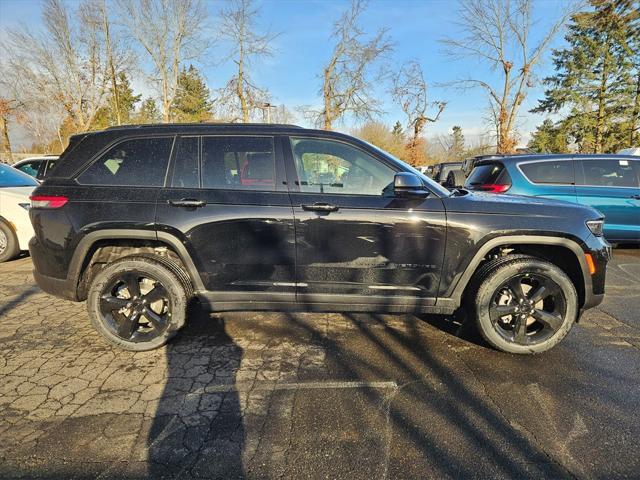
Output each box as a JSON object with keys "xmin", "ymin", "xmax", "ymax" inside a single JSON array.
[{"xmin": 147, "ymin": 304, "xmax": 245, "ymax": 479}]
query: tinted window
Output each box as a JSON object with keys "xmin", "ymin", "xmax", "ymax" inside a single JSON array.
[
  {"xmin": 520, "ymin": 160, "xmax": 574, "ymax": 184},
  {"xmin": 578, "ymin": 159, "xmax": 639, "ymax": 188},
  {"xmin": 202, "ymin": 136, "xmax": 275, "ymax": 190},
  {"xmin": 0, "ymin": 164, "xmax": 39, "ymax": 187},
  {"xmin": 78, "ymin": 137, "xmax": 173, "ymax": 186},
  {"xmin": 171, "ymin": 137, "xmax": 200, "ymax": 188},
  {"xmin": 291, "ymin": 137, "xmax": 394, "ymax": 196},
  {"xmin": 44, "ymin": 159, "xmax": 57, "ymax": 176},
  {"xmin": 465, "ymin": 163, "xmax": 510, "ymax": 186},
  {"xmin": 16, "ymin": 161, "xmax": 41, "ymax": 177}
]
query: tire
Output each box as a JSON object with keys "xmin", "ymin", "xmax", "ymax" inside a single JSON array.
[
  {"xmin": 0, "ymin": 221, "xmax": 20, "ymax": 263},
  {"xmin": 86, "ymin": 256, "xmax": 188, "ymax": 351},
  {"xmin": 472, "ymin": 257, "xmax": 578, "ymax": 354}
]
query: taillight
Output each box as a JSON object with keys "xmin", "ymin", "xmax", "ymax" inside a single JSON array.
[
  {"xmin": 473, "ymin": 184, "xmax": 511, "ymax": 193},
  {"xmin": 30, "ymin": 195, "xmax": 68, "ymax": 209}
]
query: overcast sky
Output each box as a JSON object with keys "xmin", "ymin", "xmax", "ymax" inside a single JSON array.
[{"xmin": 0, "ymin": 0, "xmax": 570, "ymax": 149}]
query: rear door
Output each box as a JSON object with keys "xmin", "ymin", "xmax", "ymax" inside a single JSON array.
[
  {"xmin": 284, "ymin": 135, "xmax": 446, "ymax": 310},
  {"xmin": 574, "ymin": 158, "xmax": 640, "ymax": 242},
  {"xmin": 514, "ymin": 159, "xmax": 577, "ymax": 202},
  {"xmin": 155, "ymin": 134, "xmax": 296, "ymax": 304}
]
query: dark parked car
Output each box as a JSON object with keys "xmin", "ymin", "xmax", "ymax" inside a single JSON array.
[
  {"xmin": 464, "ymin": 154, "xmax": 640, "ymax": 244},
  {"xmin": 12, "ymin": 155, "xmax": 59, "ymax": 180},
  {"xmin": 431, "ymin": 161, "xmax": 463, "ymax": 186},
  {"xmin": 29, "ymin": 124, "xmax": 610, "ymax": 354}
]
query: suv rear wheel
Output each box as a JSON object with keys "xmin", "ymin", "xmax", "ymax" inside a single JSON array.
[
  {"xmin": 472, "ymin": 256, "xmax": 578, "ymax": 354},
  {"xmin": 86, "ymin": 256, "xmax": 187, "ymax": 351}
]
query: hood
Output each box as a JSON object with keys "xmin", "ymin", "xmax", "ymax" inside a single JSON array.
[{"xmin": 446, "ymin": 190, "xmax": 603, "ymax": 220}]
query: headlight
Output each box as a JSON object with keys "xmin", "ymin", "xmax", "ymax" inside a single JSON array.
[
  {"xmin": 586, "ymin": 219, "xmax": 604, "ymax": 236},
  {"xmin": 18, "ymin": 203, "xmax": 31, "ymax": 211}
]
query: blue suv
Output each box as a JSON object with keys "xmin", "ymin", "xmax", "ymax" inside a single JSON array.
[{"xmin": 464, "ymin": 154, "xmax": 640, "ymax": 244}]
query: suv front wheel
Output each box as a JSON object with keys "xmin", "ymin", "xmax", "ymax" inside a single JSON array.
[
  {"xmin": 87, "ymin": 256, "xmax": 188, "ymax": 351},
  {"xmin": 472, "ymin": 256, "xmax": 579, "ymax": 354}
]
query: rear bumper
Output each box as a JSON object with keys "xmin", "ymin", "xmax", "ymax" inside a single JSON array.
[{"xmin": 32, "ymin": 269, "xmax": 79, "ymax": 301}]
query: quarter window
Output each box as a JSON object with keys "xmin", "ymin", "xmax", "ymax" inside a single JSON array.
[
  {"xmin": 290, "ymin": 137, "xmax": 394, "ymax": 195},
  {"xmin": 577, "ymin": 159, "xmax": 639, "ymax": 188},
  {"xmin": 78, "ymin": 137, "xmax": 173, "ymax": 186},
  {"xmin": 171, "ymin": 137, "xmax": 200, "ymax": 188},
  {"xmin": 520, "ymin": 160, "xmax": 574, "ymax": 184},
  {"xmin": 201, "ymin": 136, "xmax": 276, "ymax": 190}
]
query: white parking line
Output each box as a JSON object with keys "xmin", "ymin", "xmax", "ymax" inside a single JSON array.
[{"xmin": 196, "ymin": 380, "xmax": 398, "ymax": 393}]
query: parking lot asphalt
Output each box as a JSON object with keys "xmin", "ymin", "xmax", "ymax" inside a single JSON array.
[{"xmin": 1, "ymin": 249, "xmax": 639, "ymax": 479}]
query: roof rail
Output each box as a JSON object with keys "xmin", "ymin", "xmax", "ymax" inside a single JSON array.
[{"xmin": 104, "ymin": 122, "xmax": 303, "ymax": 130}]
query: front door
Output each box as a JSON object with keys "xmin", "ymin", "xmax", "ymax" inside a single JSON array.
[
  {"xmin": 574, "ymin": 158, "xmax": 640, "ymax": 242},
  {"xmin": 284, "ymin": 136, "xmax": 446, "ymax": 310},
  {"xmin": 155, "ymin": 134, "xmax": 296, "ymax": 305}
]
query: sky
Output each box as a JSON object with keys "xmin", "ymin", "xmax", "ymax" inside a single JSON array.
[{"xmin": 0, "ymin": 0, "xmax": 571, "ymax": 149}]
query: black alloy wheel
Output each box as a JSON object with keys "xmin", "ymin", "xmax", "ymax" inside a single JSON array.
[
  {"xmin": 99, "ymin": 271, "xmax": 172, "ymax": 343},
  {"xmin": 489, "ymin": 273, "xmax": 566, "ymax": 346}
]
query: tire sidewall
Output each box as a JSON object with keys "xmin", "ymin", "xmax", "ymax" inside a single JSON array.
[
  {"xmin": 476, "ymin": 259, "xmax": 578, "ymax": 354},
  {"xmin": 87, "ymin": 257, "xmax": 187, "ymax": 351},
  {"xmin": 0, "ymin": 221, "xmax": 19, "ymax": 263}
]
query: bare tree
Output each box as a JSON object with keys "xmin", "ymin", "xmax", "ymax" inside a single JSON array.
[
  {"xmin": 4, "ymin": 0, "xmax": 110, "ymax": 136},
  {"xmin": 217, "ymin": 0, "xmax": 278, "ymax": 122},
  {"xmin": 117, "ymin": 0, "xmax": 208, "ymax": 123},
  {"xmin": 318, "ymin": 0, "xmax": 393, "ymax": 130},
  {"xmin": 392, "ymin": 61, "xmax": 445, "ymax": 165},
  {"xmin": 81, "ymin": 0, "xmax": 135, "ymax": 126},
  {"xmin": 442, "ymin": 0, "xmax": 571, "ymax": 153},
  {"xmin": 0, "ymin": 98, "xmax": 20, "ymax": 163}
]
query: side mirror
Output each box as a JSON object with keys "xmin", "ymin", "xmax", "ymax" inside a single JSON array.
[{"xmin": 394, "ymin": 172, "xmax": 430, "ymax": 197}]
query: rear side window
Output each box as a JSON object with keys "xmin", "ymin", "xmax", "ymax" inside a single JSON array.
[
  {"xmin": 577, "ymin": 159, "xmax": 639, "ymax": 188},
  {"xmin": 201, "ymin": 136, "xmax": 276, "ymax": 190},
  {"xmin": 465, "ymin": 163, "xmax": 510, "ymax": 186},
  {"xmin": 78, "ymin": 137, "xmax": 173, "ymax": 186},
  {"xmin": 519, "ymin": 160, "xmax": 574, "ymax": 184},
  {"xmin": 16, "ymin": 161, "xmax": 41, "ymax": 178}
]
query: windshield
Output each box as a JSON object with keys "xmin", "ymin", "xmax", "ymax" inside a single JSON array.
[
  {"xmin": 0, "ymin": 164, "xmax": 39, "ymax": 187},
  {"xmin": 364, "ymin": 142, "xmax": 452, "ymax": 196}
]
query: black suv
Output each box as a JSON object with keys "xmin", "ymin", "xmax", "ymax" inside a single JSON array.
[{"xmin": 29, "ymin": 124, "xmax": 610, "ymax": 354}]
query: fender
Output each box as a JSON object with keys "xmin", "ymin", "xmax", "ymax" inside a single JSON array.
[
  {"xmin": 66, "ymin": 229, "xmax": 206, "ymax": 294},
  {"xmin": 436, "ymin": 234, "xmax": 594, "ymax": 309}
]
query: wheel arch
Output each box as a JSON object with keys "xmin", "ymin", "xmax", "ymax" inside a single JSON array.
[
  {"xmin": 437, "ymin": 235, "xmax": 593, "ymax": 310},
  {"xmin": 69, "ymin": 230, "xmax": 205, "ymax": 301}
]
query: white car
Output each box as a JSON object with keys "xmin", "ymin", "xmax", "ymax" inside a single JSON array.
[{"xmin": 0, "ymin": 164, "xmax": 39, "ymax": 262}]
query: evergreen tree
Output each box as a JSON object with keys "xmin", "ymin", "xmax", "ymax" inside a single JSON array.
[
  {"xmin": 93, "ymin": 72, "xmax": 141, "ymax": 129},
  {"xmin": 171, "ymin": 65, "xmax": 213, "ymax": 122},
  {"xmin": 449, "ymin": 125, "xmax": 465, "ymax": 160},
  {"xmin": 532, "ymin": 0, "xmax": 639, "ymax": 153},
  {"xmin": 528, "ymin": 119, "xmax": 570, "ymax": 153},
  {"xmin": 136, "ymin": 98, "xmax": 161, "ymax": 124},
  {"xmin": 392, "ymin": 121, "xmax": 404, "ymax": 139}
]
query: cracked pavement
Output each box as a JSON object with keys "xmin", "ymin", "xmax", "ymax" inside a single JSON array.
[{"xmin": 1, "ymin": 248, "xmax": 639, "ymax": 479}]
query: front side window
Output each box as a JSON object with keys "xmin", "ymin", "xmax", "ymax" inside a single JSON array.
[
  {"xmin": 17, "ymin": 161, "xmax": 41, "ymax": 178},
  {"xmin": 78, "ymin": 137, "xmax": 173, "ymax": 186},
  {"xmin": 577, "ymin": 159, "xmax": 639, "ymax": 188},
  {"xmin": 290, "ymin": 137, "xmax": 394, "ymax": 195},
  {"xmin": 520, "ymin": 160, "xmax": 574, "ymax": 184},
  {"xmin": 201, "ymin": 136, "xmax": 276, "ymax": 190}
]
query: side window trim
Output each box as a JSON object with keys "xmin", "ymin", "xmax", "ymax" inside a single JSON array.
[
  {"xmin": 284, "ymin": 135, "xmax": 399, "ymax": 197},
  {"xmin": 516, "ymin": 158, "xmax": 575, "ymax": 186},
  {"xmin": 574, "ymin": 158, "xmax": 640, "ymax": 189},
  {"xmin": 75, "ymin": 134, "xmax": 176, "ymax": 187}
]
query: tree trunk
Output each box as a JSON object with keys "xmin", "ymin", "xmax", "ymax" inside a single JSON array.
[
  {"xmin": 102, "ymin": 2, "xmax": 121, "ymax": 126},
  {"xmin": 595, "ymin": 37, "xmax": 611, "ymax": 154},
  {"xmin": 629, "ymin": 72, "xmax": 640, "ymax": 147},
  {"xmin": 322, "ymin": 65, "xmax": 333, "ymax": 130},
  {"xmin": 0, "ymin": 115, "xmax": 13, "ymax": 163}
]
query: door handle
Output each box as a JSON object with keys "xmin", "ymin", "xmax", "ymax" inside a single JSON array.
[
  {"xmin": 630, "ymin": 194, "xmax": 640, "ymax": 200},
  {"xmin": 168, "ymin": 199, "xmax": 206, "ymax": 208},
  {"xmin": 301, "ymin": 202, "xmax": 339, "ymax": 213}
]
